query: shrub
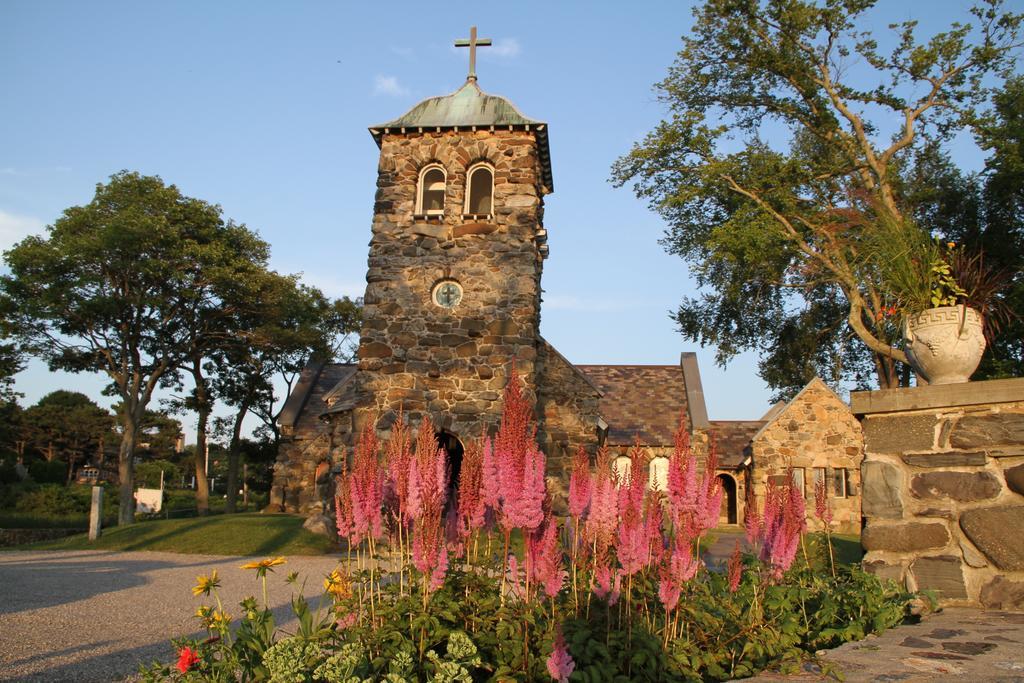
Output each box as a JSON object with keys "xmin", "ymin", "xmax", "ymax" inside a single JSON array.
[
  {"xmin": 0, "ymin": 458, "xmax": 20, "ymax": 485},
  {"xmin": 28, "ymin": 459, "xmax": 66, "ymax": 484}
]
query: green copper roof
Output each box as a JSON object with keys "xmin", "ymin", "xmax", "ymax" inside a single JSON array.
[{"xmin": 369, "ymin": 80, "xmax": 553, "ymax": 192}]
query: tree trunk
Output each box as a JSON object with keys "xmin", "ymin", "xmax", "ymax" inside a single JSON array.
[
  {"xmin": 194, "ymin": 407, "xmax": 211, "ymax": 516},
  {"xmin": 192, "ymin": 361, "xmax": 211, "ymax": 516},
  {"xmin": 224, "ymin": 400, "xmax": 249, "ymax": 514},
  {"xmin": 117, "ymin": 418, "xmax": 137, "ymax": 526}
]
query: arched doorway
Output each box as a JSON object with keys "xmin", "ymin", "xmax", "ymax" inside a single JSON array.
[
  {"xmin": 435, "ymin": 430, "xmax": 464, "ymax": 506},
  {"xmin": 717, "ymin": 473, "xmax": 738, "ymax": 525}
]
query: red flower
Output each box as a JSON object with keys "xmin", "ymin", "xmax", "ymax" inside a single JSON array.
[{"xmin": 176, "ymin": 646, "xmax": 200, "ymax": 673}]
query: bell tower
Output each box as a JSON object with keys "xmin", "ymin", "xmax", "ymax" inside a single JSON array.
[{"xmin": 349, "ymin": 26, "xmax": 553, "ymax": 441}]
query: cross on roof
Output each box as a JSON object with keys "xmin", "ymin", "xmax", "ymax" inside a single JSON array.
[{"xmin": 454, "ymin": 26, "xmax": 492, "ymax": 82}]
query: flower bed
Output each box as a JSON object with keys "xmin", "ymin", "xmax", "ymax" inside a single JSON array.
[{"xmin": 143, "ymin": 375, "xmax": 917, "ymax": 682}]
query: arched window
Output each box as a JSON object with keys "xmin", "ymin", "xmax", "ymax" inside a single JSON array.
[
  {"xmin": 464, "ymin": 164, "xmax": 493, "ymax": 217},
  {"xmin": 418, "ymin": 165, "xmax": 446, "ymax": 216}
]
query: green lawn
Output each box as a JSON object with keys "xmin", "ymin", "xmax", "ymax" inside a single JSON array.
[{"xmin": 14, "ymin": 513, "xmax": 337, "ymax": 556}]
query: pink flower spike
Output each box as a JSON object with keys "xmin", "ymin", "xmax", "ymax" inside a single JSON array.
[
  {"xmin": 727, "ymin": 540, "xmax": 743, "ymax": 592},
  {"xmin": 567, "ymin": 447, "xmax": 592, "ymax": 521},
  {"xmin": 547, "ymin": 627, "xmax": 575, "ymax": 683},
  {"xmin": 429, "ymin": 546, "xmax": 449, "ymax": 592},
  {"xmin": 658, "ymin": 569, "xmax": 681, "ymax": 612}
]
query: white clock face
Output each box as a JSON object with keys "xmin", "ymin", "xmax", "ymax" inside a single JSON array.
[{"xmin": 432, "ymin": 280, "xmax": 463, "ymax": 308}]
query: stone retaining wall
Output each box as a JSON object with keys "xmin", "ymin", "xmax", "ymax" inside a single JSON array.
[{"xmin": 852, "ymin": 378, "xmax": 1024, "ymax": 610}]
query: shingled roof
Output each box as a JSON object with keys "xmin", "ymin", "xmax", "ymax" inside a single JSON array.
[
  {"xmin": 278, "ymin": 362, "xmax": 357, "ymax": 431},
  {"xmin": 708, "ymin": 420, "xmax": 766, "ymax": 469},
  {"xmin": 576, "ymin": 365, "xmax": 690, "ymax": 446}
]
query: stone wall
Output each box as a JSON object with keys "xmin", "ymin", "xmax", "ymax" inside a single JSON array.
[
  {"xmin": 751, "ymin": 378, "xmax": 863, "ymax": 534},
  {"xmin": 535, "ymin": 340, "xmax": 601, "ymax": 488},
  {"xmin": 271, "ymin": 363, "xmax": 354, "ymax": 513},
  {"xmin": 853, "ymin": 378, "xmax": 1024, "ymax": 610}
]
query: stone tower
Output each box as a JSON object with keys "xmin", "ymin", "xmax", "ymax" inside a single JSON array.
[{"xmin": 346, "ymin": 62, "xmax": 555, "ymax": 451}]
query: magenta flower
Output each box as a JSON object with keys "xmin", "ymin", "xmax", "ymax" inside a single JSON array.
[
  {"xmin": 480, "ymin": 438, "xmax": 501, "ymax": 513},
  {"xmin": 384, "ymin": 407, "xmax": 413, "ymax": 526},
  {"xmin": 349, "ymin": 421, "xmax": 383, "ymax": 544},
  {"xmin": 657, "ymin": 569, "xmax": 682, "ymax": 612},
  {"xmin": 546, "ymin": 627, "xmax": 575, "ymax": 683},
  {"xmin": 457, "ymin": 439, "xmax": 486, "ymax": 539},
  {"xmin": 429, "ymin": 546, "xmax": 449, "ymax": 592},
  {"xmin": 530, "ymin": 515, "xmax": 565, "ymax": 598},
  {"xmin": 592, "ymin": 561, "xmax": 621, "ymax": 606},
  {"xmin": 586, "ymin": 449, "xmax": 618, "ymax": 549},
  {"xmin": 759, "ymin": 473, "xmax": 805, "ymax": 577},
  {"xmin": 814, "ymin": 476, "xmax": 833, "ymax": 527},
  {"xmin": 744, "ymin": 500, "xmax": 762, "ymax": 545},
  {"xmin": 567, "ymin": 447, "xmax": 592, "ymax": 521},
  {"xmin": 727, "ymin": 540, "xmax": 743, "ymax": 593},
  {"xmin": 507, "ymin": 554, "xmax": 525, "ymax": 599},
  {"xmin": 334, "ymin": 473, "xmax": 354, "ymax": 542},
  {"xmin": 504, "ymin": 446, "xmax": 546, "ymax": 533}
]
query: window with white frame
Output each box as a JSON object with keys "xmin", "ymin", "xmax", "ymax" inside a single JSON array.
[
  {"xmin": 418, "ymin": 165, "xmax": 446, "ymax": 216},
  {"xmin": 791, "ymin": 467, "xmax": 806, "ymax": 497},
  {"xmin": 833, "ymin": 467, "xmax": 850, "ymax": 498},
  {"xmin": 464, "ymin": 164, "xmax": 493, "ymax": 217},
  {"xmin": 813, "ymin": 467, "xmax": 827, "ymax": 494}
]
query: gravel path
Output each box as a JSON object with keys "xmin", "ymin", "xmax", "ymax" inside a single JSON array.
[{"xmin": 0, "ymin": 550, "xmax": 350, "ymax": 682}]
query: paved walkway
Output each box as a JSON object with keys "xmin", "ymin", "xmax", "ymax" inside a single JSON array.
[
  {"xmin": 747, "ymin": 608, "xmax": 1024, "ymax": 681},
  {"xmin": 2, "ymin": 550, "xmax": 1022, "ymax": 682},
  {"xmin": 0, "ymin": 550, "xmax": 349, "ymax": 682}
]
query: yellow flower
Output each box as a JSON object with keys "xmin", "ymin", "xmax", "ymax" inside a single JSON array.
[
  {"xmin": 947, "ymin": 241, "xmax": 956, "ymax": 249},
  {"xmin": 192, "ymin": 570, "xmax": 220, "ymax": 596},
  {"xmin": 323, "ymin": 568, "xmax": 353, "ymax": 600},
  {"xmin": 210, "ymin": 609, "xmax": 231, "ymax": 629},
  {"xmin": 240, "ymin": 557, "xmax": 286, "ymax": 578}
]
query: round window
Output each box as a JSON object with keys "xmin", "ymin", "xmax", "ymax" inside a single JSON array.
[{"xmin": 432, "ymin": 280, "xmax": 463, "ymax": 309}]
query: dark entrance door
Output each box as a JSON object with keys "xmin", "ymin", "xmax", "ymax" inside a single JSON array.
[
  {"xmin": 435, "ymin": 431, "xmax": 464, "ymax": 506},
  {"xmin": 717, "ymin": 474, "xmax": 738, "ymax": 525}
]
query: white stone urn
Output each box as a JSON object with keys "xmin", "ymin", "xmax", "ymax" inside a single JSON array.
[{"xmin": 903, "ymin": 305, "xmax": 986, "ymax": 385}]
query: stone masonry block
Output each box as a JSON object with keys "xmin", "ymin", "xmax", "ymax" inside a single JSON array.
[
  {"xmin": 863, "ymin": 414, "xmax": 936, "ymax": 453},
  {"xmin": 960, "ymin": 506, "xmax": 1024, "ymax": 571},
  {"xmin": 862, "ymin": 460, "xmax": 904, "ymax": 519},
  {"xmin": 900, "ymin": 452, "xmax": 987, "ymax": 468},
  {"xmin": 979, "ymin": 576, "xmax": 1024, "ymax": 611},
  {"xmin": 910, "ymin": 471, "xmax": 1001, "ymax": 502},
  {"xmin": 1005, "ymin": 462, "xmax": 1024, "ymax": 496},
  {"xmin": 950, "ymin": 413, "xmax": 1024, "ymax": 449},
  {"xmin": 910, "ymin": 555, "xmax": 967, "ymax": 600},
  {"xmin": 862, "ymin": 522, "xmax": 950, "ymax": 553}
]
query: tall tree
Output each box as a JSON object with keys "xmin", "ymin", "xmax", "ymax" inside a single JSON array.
[
  {"xmin": 213, "ymin": 275, "xmax": 360, "ymax": 513},
  {"xmin": 1, "ymin": 171, "xmax": 254, "ymax": 524},
  {"xmin": 21, "ymin": 391, "xmax": 114, "ymax": 482},
  {"xmin": 612, "ymin": 0, "xmax": 1021, "ymax": 396},
  {"xmin": 172, "ymin": 214, "xmax": 270, "ymax": 515}
]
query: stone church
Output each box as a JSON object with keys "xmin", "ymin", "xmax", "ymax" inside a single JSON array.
[{"xmin": 271, "ymin": 30, "xmax": 864, "ymax": 534}]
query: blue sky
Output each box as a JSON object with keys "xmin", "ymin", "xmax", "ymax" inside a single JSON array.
[{"xmin": 0, "ymin": 1, "xmax": 1001, "ymax": 441}]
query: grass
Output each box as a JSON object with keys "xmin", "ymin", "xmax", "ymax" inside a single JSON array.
[{"xmin": 13, "ymin": 513, "xmax": 338, "ymax": 556}]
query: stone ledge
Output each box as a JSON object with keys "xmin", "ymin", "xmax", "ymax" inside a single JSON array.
[{"xmin": 851, "ymin": 377, "xmax": 1024, "ymax": 416}]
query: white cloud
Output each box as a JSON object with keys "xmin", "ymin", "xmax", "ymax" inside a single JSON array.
[
  {"xmin": 488, "ymin": 37, "xmax": 521, "ymax": 59},
  {"xmin": 373, "ymin": 75, "xmax": 410, "ymax": 97},
  {"xmin": 0, "ymin": 209, "xmax": 45, "ymax": 252}
]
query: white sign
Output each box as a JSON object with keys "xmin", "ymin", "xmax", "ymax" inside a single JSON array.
[{"xmin": 135, "ymin": 488, "xmax": 164, "ymax": 513}]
